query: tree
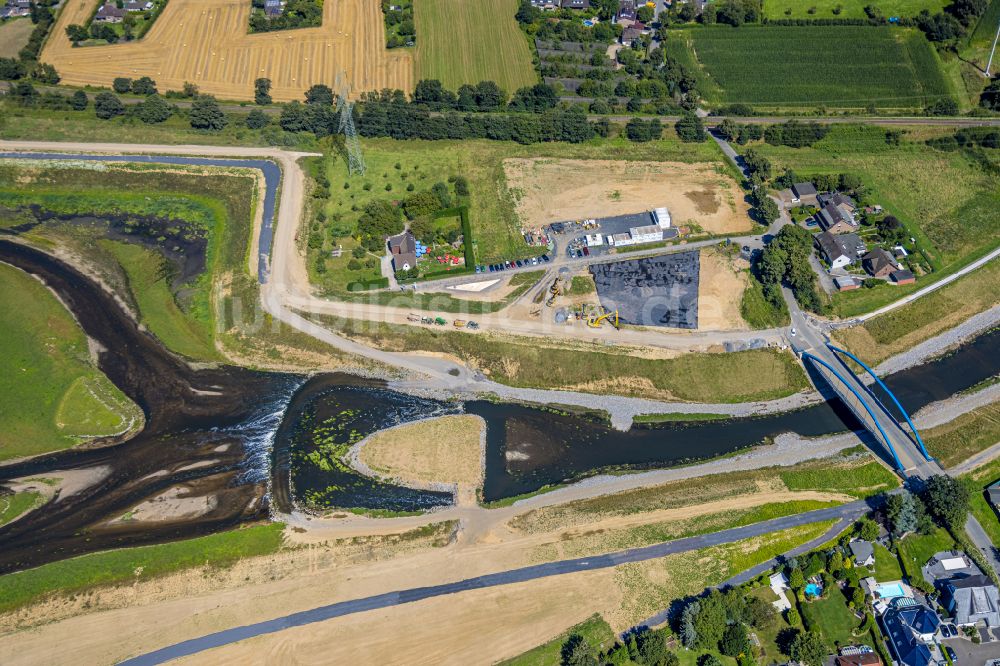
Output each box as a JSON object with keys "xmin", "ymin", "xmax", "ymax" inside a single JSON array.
[
  {"xmin": 855, "ymin": 517, "xmax": 880, "ymax": 542},
  {"xmin": 923, "ymin": 474, "xmax": 970, "ymax": 529},
  {"xmin": 593, "ymin": 0, "xmax": 619, "ymax": 20},
  {"xmin": 66, "ymin": 24, "xmax": 89, "ymax": 44},
  {"xmin": 94, "ymin": 92, "xmax": 125, "ymax": 119},
  {"xmin": 452, "ymin": 175, "xmax": 469, "ymax": 197},
  {"xmin": 679, "ymin": 600, "xmax": 700, "ymax": 648},
  {"xmin": 31, "ymin": 62, "xmax": 59, "ymax": 84},
  {"xmin": 254, "ymin": 77, "xmax": 272, "ymax": 105},
  {"xmin": 113, "ymin": 77, "xmax": 132, "ymax": 94},
  {"xmin": 925, "ymin": 97, "xmax": 959, "ymax": 116},
  {"xmin": 719, "ymin": 623, "xmax": 750, "ymax": 658},
  {"xmin": 698, "ymin": 655, "xmax": 723, "ymax": 666},
  {"xmin": 133, "ymin": 94, "xmax": 172, "ymax": 123},
  {"xmin": 181, "ymin": 81, "xmax": 199, "ymax": 98},
  {"xmin": 189, "ymin": 95, "xmax": 227, "ymax": 130},
  {"xmin": 305, "ymin": 84, "xmax": 334, "ymax": 106},
  {"xmin": 90, "ymin": 22, "xmax": 118, "ymax": 42},
  {"xmin": 886, "ymin": 490, "xmax": 920, "ymax": 536},
  {"xmin": 788, "ymin": 566, "xmax": 805, "ymax": 589},
  {"xmin": 561, "ymin": 634, "xmax": 598, "ymax": 666},
  {"xmin": 431, "ymin": 181, "xmax": 451, "ymax": 208},
  {"xmin": 637, "ymin": 4, "xmax": 655, "ymax": 21},
  {"xmin": 692, "ymin": 590, "xmax": 728, "ymax": 649},
  {"xmin": 403, "ymin": 190, "xmax": 440, "ymax": 219},
  {"xmin": 785, "ymin": 607, "xmax": 800, "ymax": 626},
  {"xmin": 789, "ymin": 631, "xmax": 826, "ymax": 666},
  {"xmin": 981, "ymin": 78, "xmax": 1000, "ymax": 111},
  {"xmin": 70, "ymin": 89, "xmax": 88, "ymax": 111},
  {"xmin": 245, "ymin": 109, "xmax": 269, "ymax": 129},
  {"xmin": 515, "ymin": 0, "xmax": 542, "ymax": 23},
  {"xmin": 131, "ymin": 76, "xmax": 157, "ymax": 95},
  {"xmin": 636, "ymin": 628, "xmax": 671, "ymax": 665},
  {"xmin": 674, "ymin": 112, "xmax": 705, "ymax": 142},
  {"xmin": 10, "ymin": 81, "xmax": 38, "ymax": 106},
  {"xmin": 742, "ymin": 149, "xmax": 771, "ymax": 180},
  {"xmin": 746, "ymin": 595, "xmax": 775, "ymax": 628},
  {"xmin": 0, "ymin": 57, "xmax": 24, "ymax": 80},
  {"xmin": 850, "ymin": 585, "xmax": 866, "ymax": 608}
]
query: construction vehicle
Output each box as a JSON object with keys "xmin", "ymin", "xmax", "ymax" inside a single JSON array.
[
  {"xmin": 407, "ymin": 313, "xmax": 421, "ymax": 322},
  {"xmin": 587, "ymin": 308, "xmax": 620, "ymax": 330},
  {"xmin": 545, "ymin": 277, "xmax": 562, "ymax": 307},
  {"xmin": 434, "ymin": 317, "xmax": 447, "ymax": 326},
  {"xmin": 466, "ymin": 321, "xmax": 479, "ymax": 330},
  {"xmin": 453, "ymin": 319, "xmax": 467, "ymax": 328}
]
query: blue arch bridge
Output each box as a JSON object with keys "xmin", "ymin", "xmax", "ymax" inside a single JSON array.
[{"xmin": 798, "ymin": 342, "xmax": 941, "ymax": 480}]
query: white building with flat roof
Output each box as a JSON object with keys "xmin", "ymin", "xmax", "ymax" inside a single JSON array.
[
  {"xmin": 654, "ymin": 207, "xmax": 671, "ymax": 229},
  {"xmin": 629, "ymin": 224, "xmax": 663, "ymax": 244},
  {"xmin": 609, "ymin": 233, "xmax": 634, "ymax": 247},
  {"xmin": 584, "ymin": 233, "xmax": 604, "ymax": 247}
]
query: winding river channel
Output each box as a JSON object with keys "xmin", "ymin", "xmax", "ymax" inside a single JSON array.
[{"xmin": 0, "ymin": 151, "xmax": 997, "ymax": 576}]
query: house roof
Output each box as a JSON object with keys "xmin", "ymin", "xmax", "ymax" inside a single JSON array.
[
  {"xmin": 881, "ymin": 605, "xmax": 940, "ymax": 666},
  {"xmin": 890, "ymin": 269, "xmax": 914, "ymax": 283},
  {"xmin": 818, "ymin": 192, "xmax": 857, "ymax": 210},
  {"xmin": 947, "ymin": 576, "xmax": 1000, "ymax": 626},
  {"xmin": 96, "ymin": 3, "xmax": 125, "ymax": 17},
  {"xmin": 850, "ymin": 540, "xmax": 875, "ymax": 562},
  {"xmin": 818, "ymin": 203, "xmax": 857, "ymax": 232},
  {"xmin": 792, "ymin": 182, "xmax": 817, "ymax": 197},
  {"xmin": 815, "ymin": 231, "xmax": 863, "ymax": 262},
  {"xmin": 387, "ymin": 230, "xmax": 416, "ymax": 255},
  {"xmin": 862, "ymin": 248, "xmax": 896, "ymax": 275},
  {"xmin": 561, "ymin": 0, "xmax": 590, "ymax": 7}
]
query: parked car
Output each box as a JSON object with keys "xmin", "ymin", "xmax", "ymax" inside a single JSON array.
[
  {"xmin": 475, "ymin": 265, "xmax": 482, "ymax": 274},
  {"xmin": 541, "ymin": 254, "xmax": 550, "ymax": 262},
  {"xmin": 941, "ymin": 624, "xmax": 954, "ymax": 638},
  {"xmin": 515, "ymin": 260, "xmax": 523, "ymax": 268},
  {"xmin": 488, "ymin": 265, "xmax": 495, "ymax": 272},
  {"xmin": 530, "ymin": 257, "xmax": 538, "ymax": 265},
  {"xmin": 582, "ymin": 247, "xmax": 590, "ymax": 256},
  {"xmin": 945, "ymin": 646, "xmax": 957, "ymax": 663}
]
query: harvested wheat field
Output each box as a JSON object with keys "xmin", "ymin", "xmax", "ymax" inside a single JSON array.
[
  {"xmin": 698, "ymin": 249, "xmax": 750, "ymax": 331},
  {"xmin": 504, "ymin": 158, "xmax": 752, "ymax": 234},
  {"xmin": 358, "ymin": 415, "xmax": 484, "ymax": 489},
  {"xmin": 41, "ymin": 0, "xmax": 412, "ymax": 101}
]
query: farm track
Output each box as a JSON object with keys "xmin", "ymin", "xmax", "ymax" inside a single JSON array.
[{"xmin": 40, "ymin": 0, "xmax": 412, "ymax": 101}]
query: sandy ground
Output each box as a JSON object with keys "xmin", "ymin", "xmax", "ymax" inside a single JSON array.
[
  {"xmin": 504, "ymin": 158, "xmax": 752, "ymax": 234},
  {"xmin": 698, "ymin": 249, "xmax": 750, "ymax": 331},
  {"xmin": 353, "ymin": 415, "xmax": 484, "ymax": 505},
  {"xmin": 41, "ymin": 0, "xmax": 412, "ymax": 101},
  {"xmin": 115, "ymin": 485, "xmax": 218, "ymax": 523}
]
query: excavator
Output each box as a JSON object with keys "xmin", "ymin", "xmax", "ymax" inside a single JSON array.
[
  {"xmin": 545, "ymin": 277, "xmax": 562, "ymax": 307},
  {"xmin": 587, "ymin": 308, "xmax": 620, "ymax": 330}
]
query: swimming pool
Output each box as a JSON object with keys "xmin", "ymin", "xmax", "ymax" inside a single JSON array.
[
  {"xmin": 805, "ymin": 583, "xmax": 822, "ymax": 597},
  {"xmin": 875, "ymin": 582, "xmax": 906, "ymax": 598}
]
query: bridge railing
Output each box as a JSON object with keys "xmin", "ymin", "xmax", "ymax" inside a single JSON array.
[
  {"xmin": 801, "ymin": 351, "xmax": 905, "ymax": 473},
  {"xmin": 826, "ymin": 344, "xmax": 932, "ymax": 462}
]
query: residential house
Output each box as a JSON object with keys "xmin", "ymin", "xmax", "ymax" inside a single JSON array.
[
  {"xmin": 849, "ymin": 540, "xmax": 875, "ymax": 568},
  {"xmin": 791, "ymin": 182, "xmax": 818, "ymax": 206},
  {"xmin": 890, "ymin": 269, "xmax": 915, "ymax": 285},
  {"xmin": 989, "ymin": 480, "xmax": 1000, "ymax": 509},
  {"xmin": 880, "ymin": 600, "xmax": 943, "ymax": 666},
  {"xmin": 862, "ymin": 248, "xmax": 898, "ymax": 278},
  {"xmin": 922, "ymin": 550, "xmax": 1000, "ymax": 627},
  {"xmin": 618, "ymin": 0, "xmax": 637, "ymax": 21},
  {"xmin": 387, "ymin": 230, "xmax": 417, "ymax": 273},
  {"xmin": 124, "ymin": 0, "xmax": 145, "ymax": 11},
  {"xmin": 0, "ymin": 0, "xmax": 30, "ymax": 18},
  {"xmin": 817, "ymin": 192, "xmax": 857, "ymax": 213},
  {"xmin": 943, "ymin": 574, "xmax": 1000, "ymax": 627},
  {"xmin": 561, "ymin": 0, "xmax": 590, "ymax": 8},
  {"xmin": 817, "ymin": 202, "xmax": 859, "ymax": 234},
  {"xmin": 94, "ymin": 2, "xmax": 125, "ymax": 22},
  {"xmin": 814, "ymin": 231, "xmax": 865, "ymax": 269},
  {"xmin": 622, "ymin": 21, "xmax": 645, "ymax": 42},
  {"xmin": 264, "ymin": 0, "xmax": 283, "ymax": 16}
]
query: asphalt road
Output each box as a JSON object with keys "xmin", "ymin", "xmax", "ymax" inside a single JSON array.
[{"xmin": 117, "ymin": 501, "xmax": 867, "ymax": 666}]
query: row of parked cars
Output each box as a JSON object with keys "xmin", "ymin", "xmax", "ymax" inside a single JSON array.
[{"xmin": 476, "ymin": 255, "xmax": 550, "ymax": 274}]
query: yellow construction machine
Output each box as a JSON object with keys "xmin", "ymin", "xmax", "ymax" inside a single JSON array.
[{"xmin": 587, "ymin": 308, "xmax": 620, "ymax": 330}]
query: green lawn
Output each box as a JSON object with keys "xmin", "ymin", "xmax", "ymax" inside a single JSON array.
[
  {"xmin": 779, "ymin": 456, "xmax": 900, "ymax": 498},
  {"xmin": 498, "ymin": 614, "xmax": 617, "ymax": 666},
  {"xmin": 872, "ymin": 543, "xmax": 904, "ymax": 581},
  {"xmin": 678, "ymin": 25, "xmax": 952, "ymax": 110},
  {"xmin": 103, "ymin": 241, "xmax": 219, "ymax": 361},
  {"xmin": 0, "ymin": 262, "xmax": 141, "ymax": 461},
  {"xmin": 763, "ymin": 0, "xmax": 946, "ymax": 19},
  {"xmin": 755, "ymin": 125, "xmax": 1000, "ymax": 317},
  {"xmin": 897, "ymin": 527, "xmax": 957, "ymax": 589},
  {"xmin": 922, "ymin": 401, "xmax": 1000, "ymax": 469},
  {"xmin": 414, "ymin": 0, "xmax": 537, "ymax": 93},
  {"xmin": 960, "ymin": 457, "xmax": 1000, "ymax": 550},
  {"xmin": 0, "ymin": 523, "xmax": 285, "ymax": 615},
  {"xmin": 801, "ymin": 590, "xmax": 861, "ymax": 650},
  {"xmin": 832, "ymin": 258, "xmax": 1000, "ymax": 365},
  {"xmin": 0, "ymin": 491, "xmax": 43, "ymax": 527},
  {"xmin": 331, "ymin": 315, "xmax": 809, "ymax": 402}
]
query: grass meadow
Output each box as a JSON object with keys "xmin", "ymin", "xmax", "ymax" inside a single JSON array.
[
  {"xmin": 679, "ymin": 25, "xmax": 952, "ymax": 110},
  {"xmin": 414, "ymin": 0, "xmax": 537, "ymax": 93},
  {"xmin": 0, "ymin": 491, "xmax": 43, "ymax": 527},
  {"xmin": 0, "ymin": 17, "xmax": 33, "ymax": 58},
  {"xmin": 962, "ymin": 456, "xmax": 1000, "ymax": 549},
  {"xmin": 0, "ymin": 261, "xmax": 141, "ymax": 461},
  {"xmin": 499, "ymin": 614, "xmax": 617, "ymax": 666}
]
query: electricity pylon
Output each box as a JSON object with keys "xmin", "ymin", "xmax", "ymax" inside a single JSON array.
[{"xmin": 334, "ymin": 71, "xmax": 365, "ymax": 176}]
